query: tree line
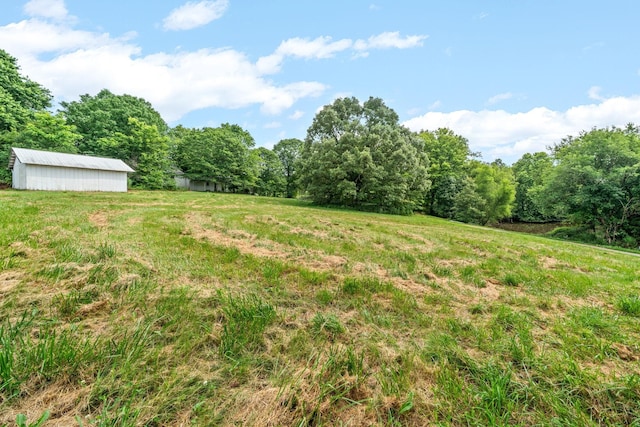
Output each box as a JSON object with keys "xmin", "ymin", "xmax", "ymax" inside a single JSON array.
[{"xmin": 2, "ymin": 49, "xmax": 639, "ymax": 247}]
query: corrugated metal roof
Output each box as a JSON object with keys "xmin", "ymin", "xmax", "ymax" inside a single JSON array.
[{"xmin": 9, "ymin": 147, "xmax": 135, "ymax": 173}]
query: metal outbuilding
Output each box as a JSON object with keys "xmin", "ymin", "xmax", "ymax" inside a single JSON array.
[{"xmin": 8, "ymin": 147, "xmax": 135, "ymax": 192}]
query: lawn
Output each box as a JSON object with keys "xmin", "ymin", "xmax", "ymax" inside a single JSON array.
[{"xmin": 0, "ymin": 190, "xmax": 638, "ymax": 426}]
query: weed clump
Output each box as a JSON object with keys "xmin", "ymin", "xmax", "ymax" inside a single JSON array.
[
  {"xmin": 617, "ymin": 295, "xmax": 640, "ymax": 317},
  {"xmin": 219, "ymin": 293, "xmax": 276, "ymax": 360},
  {"xmin": 311, "ymin": 313, "xmax": 345, "ymax": 338}
]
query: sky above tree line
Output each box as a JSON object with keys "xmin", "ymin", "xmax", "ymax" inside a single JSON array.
[{"xmin": 2, "ymin": 0, "xmax": 640, "ymax": 163}]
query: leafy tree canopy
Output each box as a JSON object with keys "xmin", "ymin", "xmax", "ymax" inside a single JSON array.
[
  {"xmin": 273, "ymin": 138, "xmax": 303, "ymax": 198},
  {"xmin": 59, "ymin": 89, "xmax": 168, "ymax": 155},
  {"xmin": 540, "ymin": 125, "xmax": 640, "ymax": 244},
  {"xmin": 419, "ymin": 128, "xmax": 478, "ymax": 218},
  {"xmin": 300, "ymin": 96, "xmax": 429, "ymax": 214},
  {"xmin": 512, "ymin": 152, "xmax": 553, "ymax": 222},
  {"xmin": 253, "ymin": 147, "xmax": 286, "ymax": 197},
  {"xmin": 453, "ymin": 160, "xmax": 516, "ymax": 225},
  {"xmin": 171, "ymin": 124, "xmax": 258, "ymax": 192},
  {"xmin": 98, "ymin": 118, "xmax": 174, "ymax": 189},
  {"xmin": 0, "ymin": 49, "xmax": 52, "ymax": 133}
]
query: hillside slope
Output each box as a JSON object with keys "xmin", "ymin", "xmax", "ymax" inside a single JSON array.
[{"xmin": 1, "ymin": 191, "xmax": 639, "ymax": 426}]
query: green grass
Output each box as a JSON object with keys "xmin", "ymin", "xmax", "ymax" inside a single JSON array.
[{"xmin": 0, "ymin": 190, "xmax": 639, "ymax": 425}]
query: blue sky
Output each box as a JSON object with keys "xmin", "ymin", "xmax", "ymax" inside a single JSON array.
[{"xmin": 2, "ymin": 0, "xmax": 640, "ymax": 163}]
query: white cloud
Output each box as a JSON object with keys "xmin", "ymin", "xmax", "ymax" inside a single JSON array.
[
  {"xmin": 0, "ymin": 20, "xmax": 117, "ymax": 57},
  {"xmin": 487, "ymin": 92, "xmax": 513, "ymax": 105},
  {"xmin": 0, "ymin": 17, "xmax": 325, "ymax": 121},
  {"xmin": 258, "ymin": 36, "xmax": 353, "ymax": 74},
  {"xmin": 23, "ymin": 0, "xmax": 70, "ymax": 21},
  {"xmin": 163, "ymin": 0, "xmax": 228, "ymax": 31},
  {"xmin": 354, "ymin": 31, "xmax": 427, "ymax": 51},
  {"xmin": 289, "ymin": 110, "xmax": 304, "ymax": 120},
  {"xmin": 474, "ymin": 12, "xmax": 489, "ymax": 20},
  {"xmin": 404, "ymin": 95, "xmax": 640, "ymax": 162},
  {"xmin": 588, "ymin": 86, "xmax": 604, "ymax": 101},
  {"xmin": 428, "ymin": 100, "xmax": 442, "ymax": 110},
  {"xmin": 278, "ymin": 36, "xmax": 353, "ymax": 59},
  {"xmin": 257, "ymin": 31, "xmax": 426, "ymax": 74}
]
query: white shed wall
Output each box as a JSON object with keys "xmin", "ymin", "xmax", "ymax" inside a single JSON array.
[
  {"xmin": 12, "ymin": 159, "xmax": 27, "ymax": 189},
  {"xmin": 22, "ymin": 164, "xmax": 128, "ymax": 192},
  {"xmin": 175, "ymin": 175, "xmax": 190, "ymax": 190}
]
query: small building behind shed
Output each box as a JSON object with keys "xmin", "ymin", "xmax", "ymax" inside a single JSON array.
[{"xmin": 8, "ymin": 147, "xmax": 135, "ymax": 192}]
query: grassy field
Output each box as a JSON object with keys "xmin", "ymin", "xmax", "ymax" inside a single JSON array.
[{"xmin": 0, "ymin": 190, "xmax": 639, "ymax": 426}]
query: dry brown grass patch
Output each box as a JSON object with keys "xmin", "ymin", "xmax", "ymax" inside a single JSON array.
[
  {"xmin": 88, "ymin": 211, "xmax": 109, "ymax": 228},
  {"xmin": 0, "ymin": 380, "xmax": 90, "ymax": 427},
  {"xmin": 0, "ymin": 271, "xmax": 23, "ymax": 294}
]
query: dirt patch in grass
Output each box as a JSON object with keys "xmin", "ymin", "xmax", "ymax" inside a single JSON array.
[
  {"xmin": 193, "ymin": 224, "xmax": 282, "ymax": 258},
  {"xmin": 612, "ymin": 343, "xmax": 639, "ymax": 362},
  {"xmin": 88, "ymin": 211, "xmax": 109, "ymax": 228},
  {"xmin": 480, "ymin": 279, "xmax": 505, "ymax": 301}
]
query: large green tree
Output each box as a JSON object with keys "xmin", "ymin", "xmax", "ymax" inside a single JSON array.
[
  {"xmin": 419, "ymin": 128, "xmax": 478, "ymax": 218},
  {"xmin": 511, "ymin": 152, "xmax": 553, "ymax": 222},
  {"xmin": 541, "ymin": 126, "xmax": 640, "ymax": 244},
  {"xmin": 253, "ymin": 147, "xmax": 286, "ymax": 197},
  {"xmin": 59, "ymin": 89, "xmax": 168, "ymax": 155},
  {"xmin": 97, "ymin": 118, "xmax": 174, "ymax": 189},
  {"xmin": 453, "ymin": 161, "xmax": 516, "ymax": 225},
  {"xmin": 0, "ymin": 49, "xmax": 52, "ymax": 133},
  {"xmin": 299, "ymin": 97, "xmax": 429, "ymax": 214},
  {"xmin": 171, "ymin": 124, "xmax": 258, "ymax": 192},
  {"xmin": 273, "ymin": 138, "xmax": 303, "ymax": 198}
]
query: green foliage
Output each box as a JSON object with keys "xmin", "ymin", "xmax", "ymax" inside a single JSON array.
[
  {"xmin": 512, "ymin": 152, "xmax": 554, "ymax": 222},
  {"xmin": 120, "ymin": 118, "xmax": 174, "ymax": 189},
  {"xmin": 0, "ymin": 112, "xmax": 81, "ymax": 183},
  {"xmin": 541, "ymin": 125, "xmax": 640, "ymax": 244},
  {"xmin": 273, "ymin": 138, "xmax": 303, "ymax": 198},
  {"xmin": 60, "ymin": 89, "xmax": 167, "ymax": 155},
  {"xmin": 0, "ymin": 49, "xmax": 51, "ymax": 133},
  {"xmin": 453, "ymin": 161, "xmax": 516, "ymax": 225},
  {"xmin": 300, "ymin": 96, "xmax": 430, "ymax": 214},
  {"xmin": 253, "ymin": 147, "xmax": 286, "ymax": 197},
  {"xmin": 420, "ymin": 128, "xmax": 478, "ymax": 218},
  {"xmin": 171, "ymin": 124, "xmax": 258, "ymax": 192},
  {"xmin": 0, "ymin": 50, "xmax": 56, "ymax": 184},
  {"xmin": 452, "ymin": 176, "xmax": 488, "ymax": 224}
]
